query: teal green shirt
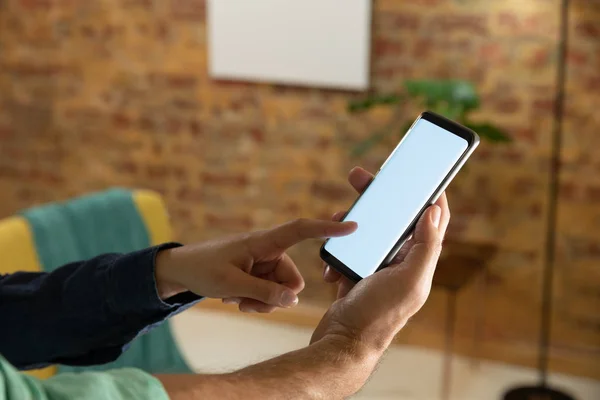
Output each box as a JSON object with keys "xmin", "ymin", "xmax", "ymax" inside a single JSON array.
[{"xmin": 0, "ymin": 356, "xmax": 169, "ymax": 400}]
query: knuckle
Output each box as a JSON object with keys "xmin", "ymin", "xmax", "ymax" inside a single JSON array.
[
  {"xmin": 292, "ymin": 218, "xmax": 308, "ymax": 227},
  {"xmin": 412, "ymin": 283, "xmax": 432, "ymax": 308},
  {"xmin": 297, "ymin": 278, "xmax": 306, "ymax": 292},
  {"xmin": 290, "ymin": 218, "xmax": 309, "ymax": 239}
]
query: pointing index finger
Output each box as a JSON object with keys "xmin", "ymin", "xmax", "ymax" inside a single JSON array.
[{"xmin": 266, "ymin": 219, "xmax": 357, "ymax": 251}]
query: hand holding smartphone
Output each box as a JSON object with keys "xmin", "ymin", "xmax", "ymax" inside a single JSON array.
[{"xmin": 320, "ymin": 111, "xmax": 479, "ymax": 282}]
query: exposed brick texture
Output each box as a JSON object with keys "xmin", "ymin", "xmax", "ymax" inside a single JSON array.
[{"xmin": 0, "ymin": 0, "xmax": 598, "ymax": 376}]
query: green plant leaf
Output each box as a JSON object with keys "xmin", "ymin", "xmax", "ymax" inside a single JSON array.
[
  {"xmin": 465, "ymin": 122, "xmax": 512, "ymax": 143},
  {"xmin": 346, "ymin": 80, "xmax": 506, "ymax": 158},
  {"xmin": 451, "ymin": 81, "xmax": 480, "ymax": 112},
  {"xmin": 405, "ymin": 80, "xmax": 445, "ymax": 102},
  {"xmin": 347, "ymin": 94, "xmax": 403, "ymax": 113},
  {"xmin": 434, "ymin": 102, "xmax": 464, "ymax": 121}
]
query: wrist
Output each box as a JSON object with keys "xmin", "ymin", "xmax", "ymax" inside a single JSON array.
[
  {"xmin": 155, "ymin": 248, "xmax": 187, "ymax": 300},
  {"xmin": 315, "ymin": 334, "xmax": 383, "ymax": 396},
  {"xmin": 227, "ymin": 334, "xmax": 384, "ymax": 400},
  {"xmin": 320, "ymin": 333, "xmax": 383, "ymax": 367}
]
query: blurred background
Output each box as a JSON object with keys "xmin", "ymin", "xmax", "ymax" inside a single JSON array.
[{"xmin": 0, "ymin": 0, "xmax": 598, "ymax": 399}]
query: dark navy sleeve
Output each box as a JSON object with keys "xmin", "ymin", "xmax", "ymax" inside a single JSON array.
[{"xmin": 0, "ymin": 243, "xmax": 202, "ymax": 370}]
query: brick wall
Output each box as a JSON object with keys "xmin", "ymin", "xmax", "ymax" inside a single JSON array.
[{"xmin": 0, "ymin": 0, "xmax": 598, "ymax": 377}]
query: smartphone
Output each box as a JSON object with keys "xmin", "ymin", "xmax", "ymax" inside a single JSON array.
[{"xmin": 320, "ymin": 111, "xmax": 479, "ymax": 282}]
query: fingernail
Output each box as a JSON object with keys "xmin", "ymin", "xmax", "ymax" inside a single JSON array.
[
  {"xmin": 223, "ymin": 298, "xmax": 240, "ymax": 305},
  {"xmin": 430, "ymin": 206, "xmax": 441, "ymax": 228},
  {"xmin": 281, "ymin": 290, "xmax": 298, "ymax": 307}
]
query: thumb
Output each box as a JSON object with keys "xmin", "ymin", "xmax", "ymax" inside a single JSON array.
[
  {"xmin": 227, "ymin": 269, "xmax": 299, "ymax": 308},
  {"xmin": 400, "ymin": 205, "xmax": 443, "ymax": 283},
  {"xmin": 414, "ymin": 205, "xmax": 442, "ymax": 243}
]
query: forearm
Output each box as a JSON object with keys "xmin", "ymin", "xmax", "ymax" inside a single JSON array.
[{"xmin": 156, "ymin": 336, "xmax": 381, "ymax": 400}]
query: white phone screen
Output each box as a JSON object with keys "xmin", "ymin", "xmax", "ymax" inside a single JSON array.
[{"xmin": 324, "ymin": 119, "xmax": 468, "ymax": 279}]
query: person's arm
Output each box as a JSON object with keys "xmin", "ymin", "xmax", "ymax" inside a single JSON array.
[
  {"xmin": 156, "ymin": 335, "xmax": 380, "ymax": 400},
  {"xmin": 0, "ymin": 218, "xmax": 356, "ymax": 371},
  {"xmin": 1, "ymin": 167, "xmax": 448, "ymax": 400},
  {"xmin": 0, "ymin": 333, "xmax": 376, "ymax": 400},
  {"xmin": 0, "ymin": 335, "xmax": 376, "ymax": 400},
  {"xmin": 1, "ymin": 335, "xmax": 375, "ymax": 400},
  {"xmin": 156, "ymin": 168, "xmax": 448, "ymax": 400},
  {"xmin": 158, "ymin": 168, "xmax": 448, "ymax": 400},
  {"xmin": 0, "ymin": 243, "xmax": 202, "ymax": 370}
]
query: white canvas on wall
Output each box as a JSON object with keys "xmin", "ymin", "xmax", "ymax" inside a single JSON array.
[{"xmin": 207, "ymin": 0, "xmax": 372, "ymax": 90}]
